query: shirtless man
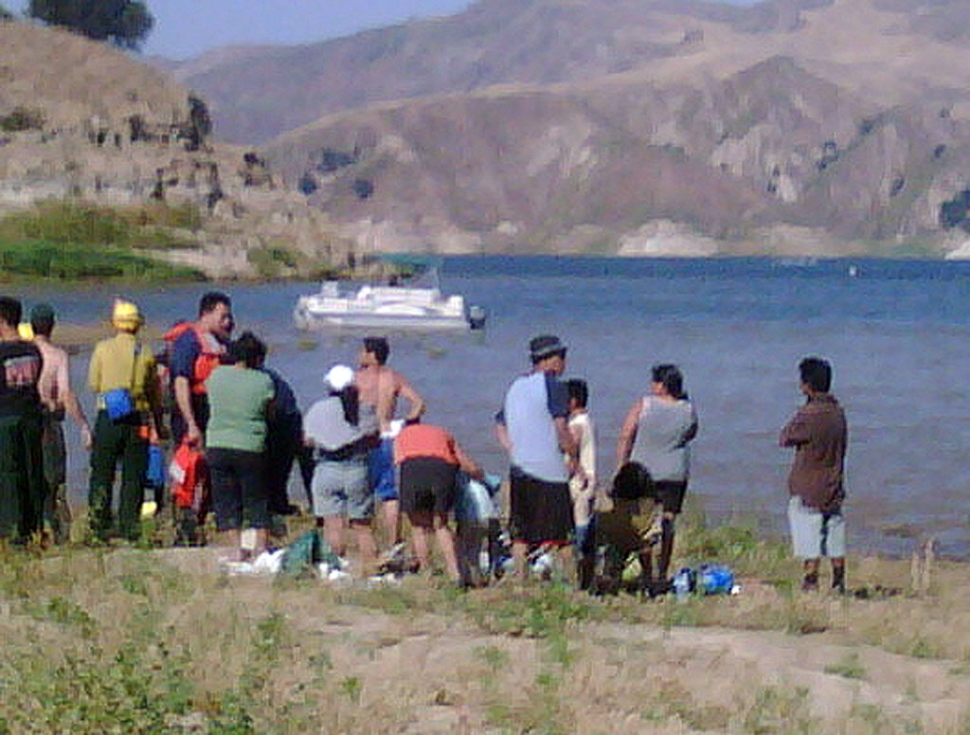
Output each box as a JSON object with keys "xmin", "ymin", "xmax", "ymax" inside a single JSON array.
[
  {"xmin": 30, "ymin": 304, "xmax": 92, "ymax": 545},
  {"xmin": 355, "ymin": 336, "xmax": 425, "ymax": 548}
]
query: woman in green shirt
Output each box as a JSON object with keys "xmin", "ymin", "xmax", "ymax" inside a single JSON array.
[{"xmin": 206, "ymin": 331, "xmax": 275, "ymax": 560}]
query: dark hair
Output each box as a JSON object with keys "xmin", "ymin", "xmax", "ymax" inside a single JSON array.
[
  {"xmin": 0, "ymin": 296, "xmax": 22, "ymax": 328},
  {"xmin": 799, "ymin": 357, "xmax": 832, "ymax": 393},
  {"xmin": 198, "ymin": 291, "xmax": 232, "ymax": 317},
  {"xmin": 567, "ymin": 378, "xmax": 588, "ymax": 408},
  {"xmin": 331, "ymin": 384, "xmax": 360, "ymax": 426},
  {"xmin": 652, "ymin": 364, "xmax": 686, "ymax": 399},
  {"xmin": 228, "ymin": 331, "xmax": 266, "ymax": 369},
  {"xmin": 613, "ymin": 461, "xmax": 654, "ymax": 500},
  {"xmin": 29, "ymin": 304, "xmax": 56, "ymax": 337},
  {"xmin": 363, "ymin": 336, "xmax": 389, "ymax": 365}
]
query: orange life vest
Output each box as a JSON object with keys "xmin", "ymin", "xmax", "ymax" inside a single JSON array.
[
  {"xmin": 163, "ymin": 322, "xmax": 225, "ymax": 395},
  {"xmin": 170, "ymin": 441, "xmax": 208, "ymax": 511}
]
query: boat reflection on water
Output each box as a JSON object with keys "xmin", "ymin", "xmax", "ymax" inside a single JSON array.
[{"xmin": 294, "ymin": 256, "xmax": 486, "ymax": 331}]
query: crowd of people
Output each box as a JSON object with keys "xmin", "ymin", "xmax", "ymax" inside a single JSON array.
[{"xmin": 0, "ymin": 291, "xmax": 847, "ymax": 595}]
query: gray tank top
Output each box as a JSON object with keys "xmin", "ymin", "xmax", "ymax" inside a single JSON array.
[{"xmin": 630, "ymin": 396, "xmax": 698, "ymax": 482}]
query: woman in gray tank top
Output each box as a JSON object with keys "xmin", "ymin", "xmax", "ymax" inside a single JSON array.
[{"xmin": 616, "ymin": 364, "xmax": 698, "ymax": 596}]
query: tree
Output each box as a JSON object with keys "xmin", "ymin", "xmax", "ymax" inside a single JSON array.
[
  {"xmin": 28, "ymin": 0, "xmax": 154, "ymax": 50},
  {"xmin": 0, "ymin": 5, "xmax": 12, "ymax": 20}
]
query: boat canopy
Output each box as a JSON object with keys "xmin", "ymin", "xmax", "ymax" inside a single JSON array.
[{"xmin": 379, "ymin": 254, "xmax": 444, "ymax": 288}]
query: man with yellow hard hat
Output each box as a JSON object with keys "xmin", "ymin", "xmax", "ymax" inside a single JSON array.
[{"xmin": 87, "ymin": 299, "xmax": 164, "ymax": 543}]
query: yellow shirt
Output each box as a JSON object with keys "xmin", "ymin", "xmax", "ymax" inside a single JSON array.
[{"xmin": 88, "ymin": 333, "xmax": 158, "ymax": 412}]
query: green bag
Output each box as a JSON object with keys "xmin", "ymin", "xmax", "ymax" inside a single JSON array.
[{"xmin": 280, "ymin": 530, "xmax": 341, "ymax": 577}]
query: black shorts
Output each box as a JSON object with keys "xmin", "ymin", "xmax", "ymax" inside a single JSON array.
[
  {"xmin": 509, "ymin": 466, "xmax": 574, "ymax": 546},
  {"xmin": 654, "ymin": 480, "xmax": 688, "ymax": 515},
  {"xmin": 208, "ymin": 447, "xmax": 268, "ymax": 532},
  {"xmin": 399, "ymin": 457, "xmax": 458, "ymax": 515}
]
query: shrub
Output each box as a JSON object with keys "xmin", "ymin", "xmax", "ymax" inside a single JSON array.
[{"xmin": 0, "ymin": 106, "xmax": 44, "ymax": 132}]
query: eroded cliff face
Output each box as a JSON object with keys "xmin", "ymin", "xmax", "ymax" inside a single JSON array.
[
  {"xmin": 261, "ymin": 56, "xmax": 970, "ymax": 257},
  {"xmin": 10, "ymin": 0, "xmax": 970, "ymax": 262},
  {"xmin": 0, "ymin": 22, "xmax": 358, "ymax": 278},
  {"xmin": 240, "ymin": 0, "xmax": 970, "ymax": 257}
]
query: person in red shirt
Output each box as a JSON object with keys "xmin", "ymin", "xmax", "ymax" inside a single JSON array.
[{"xmin": 394, "ymin": 417, "xmax": 482, "ymax": 583}]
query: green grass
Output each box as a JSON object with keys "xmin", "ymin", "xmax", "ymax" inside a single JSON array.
[
  {"xmin": 824, "ymin": 651, "xmax": 868, "ymax": 680},
  {"xmin": 0, "ymin": 201, "xmax": 207, "ymax": 281},
  {"xmin": 0, "ymin": 237, "xmax": 204, "ymax": 281}
]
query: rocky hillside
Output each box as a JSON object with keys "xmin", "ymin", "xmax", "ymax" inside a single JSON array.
[
  {"xmin": 165, "ymin": 0, "xmax": 970, "ymax": 257},
  {"xmin": 0, "ymin": 20, "xmax": 355, "ymax": 278}
]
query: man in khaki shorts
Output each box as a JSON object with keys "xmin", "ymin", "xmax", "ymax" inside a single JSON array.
[{"xmin": 780, "ymin": 357, "xmax": 848, "ymax": 593}]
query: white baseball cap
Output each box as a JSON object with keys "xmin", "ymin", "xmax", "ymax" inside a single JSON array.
[{"xmin": 324, "ymin": 364, "xmax": 354, "ymax": 391}]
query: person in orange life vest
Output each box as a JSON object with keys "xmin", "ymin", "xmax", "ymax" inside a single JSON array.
[
  {"xmin": 169, "ymin": 292, "xmax": 233, "ymax": 447},
  {"xmin": 394, "ymin": 416, "xmax": 483, "ymax": 583}
]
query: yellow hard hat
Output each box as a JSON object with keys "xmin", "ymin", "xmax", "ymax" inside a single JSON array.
[{"xmin": 112, "ymin": 299, "xmax": 143, "ymax": 330}]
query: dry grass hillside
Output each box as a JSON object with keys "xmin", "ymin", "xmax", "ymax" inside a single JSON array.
[
  {"xmin": 0, "ymin": 20, "xmax": 359, "ymax": 279},
  {"xmin": 168, "ymin": 0, "xmax": 970, "ymax": 256}
]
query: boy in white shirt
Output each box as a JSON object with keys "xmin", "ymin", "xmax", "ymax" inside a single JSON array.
[{"xmin": 567, "ymin": 379, "xmax": 597, "ymax": 589}]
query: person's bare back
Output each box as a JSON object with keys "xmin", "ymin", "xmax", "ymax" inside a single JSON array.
[{"xmin": 35, "ymin": 334, "xmax": 91, "ymax": 446}]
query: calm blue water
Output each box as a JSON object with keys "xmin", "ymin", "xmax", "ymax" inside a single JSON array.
[{"xmin": 18, "ymin": 256, "xmax": 970, "ymax": 558}]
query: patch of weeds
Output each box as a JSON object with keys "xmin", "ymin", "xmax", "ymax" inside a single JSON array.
[
  {"xmin": 848, "ymin": 702, "xmax": 894, "ymax": 733},
  {"xmin": 475, "ymin": 644, "xmax": 509, "ymax": 672},
  {"xmin": 824, "ymin": 651, "xmax": 867, "ymax": 680},
  {"xmin": 339, "ymin": 676, "xmax": 362, "ymax": 705},
  {"xmin": 741, "ymin": 685, "xmax": 815, "ymax": 734},
  {"xmin": 119, "ymin": 574, "xmax": 149, "ymax": 597},
  {"xmin": 893, "ymin": 634, "xmax": 943, "ymax": 660},
  {"xmin": 645, "ymin": 679, "xmax": 730, "ymax": 732},
  {"xmin": 466, "ymin": 584, "xmax": 597, "ymax": 638},
  {"xmin": 1, "ymin": 633, "xmax": 207, "ymax": 733},
  {"xmin": 308, "ymin": 650, "xmax": 333, "ymax": 674},
  {"xmin": 660, "ymin": 597, "xmax": 705, "ymax": 630},
  {"xmin": 777, "ymin": 581, "xmax": 829, "ymax": 635},
  {"xmin": 247, "ymin": 245, "xmax": 302, "ymax": 279},
  {"xmin": 344, "ymin": 585, "xmax": 418, "ymax": 616},
  {"xmin": 203, "ymin": 690, "xmax": 257, "ymax": 735},
  {"xmin": 485, "ymin": 670, "xmax": 571, "ymax": 735},
  {"xmin": 0, "ymin": 107, "xmax": 44, "ymax": 132},
  {"xmin": 27, "ymin": 595, "xmax": 97, "ymax": 638},
  {"xmin": 544, "ymin": 630, "xmax": 575, "ymax": 668},
  {"xmin": 250, "ymin": 613, "xmax": 288, "ymax": 664}
]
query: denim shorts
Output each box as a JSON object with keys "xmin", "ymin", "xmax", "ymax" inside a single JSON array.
[
  {"xmin": 312, "ymin": 459, "xmax": 372, "ymax": 520},
  {"xmin": 367, "ymin": 438, "xmax": 397, "ymax": 501}
]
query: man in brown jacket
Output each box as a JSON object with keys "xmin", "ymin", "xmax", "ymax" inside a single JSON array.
[{"xmin": 780, "ymin": 357, "xmax": 847, "ymax": 593}]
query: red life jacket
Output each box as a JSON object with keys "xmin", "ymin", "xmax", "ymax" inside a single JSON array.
[
  {"xmin": 163, "ymin": 322, "xmax": 225, "ymax": 396},
  {"xmin": 170, "ymin": 441, "xmax": 208, "ymax": 511}
]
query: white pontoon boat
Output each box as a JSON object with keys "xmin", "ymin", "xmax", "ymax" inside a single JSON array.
[{"xmin": 294, "ymin": 259, "xmax": 486, "ymax": 331}]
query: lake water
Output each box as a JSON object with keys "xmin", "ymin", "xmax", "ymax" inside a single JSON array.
[{"xmin": 19, "ymin": 256, "xmax": 970, "ymax": 558}]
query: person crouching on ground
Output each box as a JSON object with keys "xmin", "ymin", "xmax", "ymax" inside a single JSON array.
[
  {"xmin": 303, "ymin": 365, "xmax": 380, "ymax": 575},
  {"xmin": 780, "ymin": 356, "xmax": 848, "ymax": 593},
  {"xmin": 394, "ymin": 415, "xmax": 483, "ymax": 584},
  {"xmin": 205, "ymin": 331, "xmax": 275, "ymax": 561},
  {"xmin": 87, "ymin": 300, "xmax": 163, "ymax": 543}
]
